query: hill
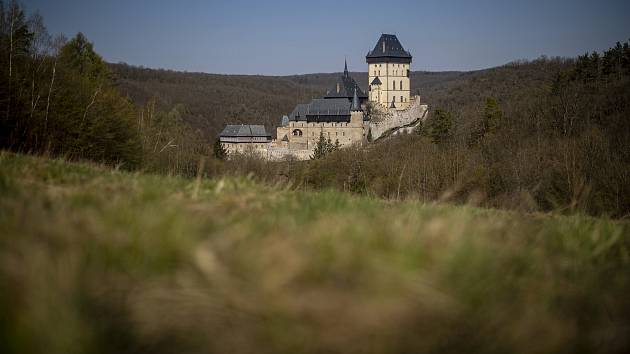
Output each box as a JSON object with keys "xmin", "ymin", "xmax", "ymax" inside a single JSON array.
[
  {"xmin": 108, "ymin": 60, "xmax": 573, "ymax": 140},
  {"xmin": 1, "ymin": 151, "xmax": 629, "ymax": 354},
  {"xmin": 109, "ymin": 63, "xmax": 466, "ymax": 139}
]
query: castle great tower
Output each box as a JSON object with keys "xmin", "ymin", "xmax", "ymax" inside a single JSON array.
[{"xmin": 366, "ymin": 34, "xmax": 412, "ymax": 110}]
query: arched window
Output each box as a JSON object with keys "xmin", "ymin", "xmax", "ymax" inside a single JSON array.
[
  {"xmin": 401, "ymin": 96, "xmax": 403, "ymax": 103},
  {"xmin": 400, "ymin": 80, "xmax": 403, "ymax": 90},
  {"xmin": 292, "ymin": 129, "xmax": 303, "ymax": 136},
  {"xmin": 392, "ymin": 81, "xmax": 395, "ymax": 90}
]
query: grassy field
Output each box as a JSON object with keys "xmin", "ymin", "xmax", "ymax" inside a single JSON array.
[{"xmin": 0, "ymin": 152, "xmax": 629, "ymax": 354}]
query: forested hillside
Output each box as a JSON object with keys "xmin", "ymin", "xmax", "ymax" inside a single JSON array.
[
  {"xmin": 108, "ymin": 61, "xmax": 576, "ymax": 141},
  {"xmin": 109, "ymin": 63, "xmax": 464, "ymax": 139}
]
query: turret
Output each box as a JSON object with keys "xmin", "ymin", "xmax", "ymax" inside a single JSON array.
[
  {"xmin": 351, "ymin": 88, "xmax": 361, "ymax": 111},
  {"xmin": 350, "ymin": 88, "xmax": 363, "ymax": 126}
]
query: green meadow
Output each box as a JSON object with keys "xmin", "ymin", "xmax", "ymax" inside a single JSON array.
[{"xmin": 1, "ymin": 151, "xmax": 628, "ymax": 354}]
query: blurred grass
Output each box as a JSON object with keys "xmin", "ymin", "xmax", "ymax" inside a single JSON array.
[{"xmin": 0, "ymin": 151, "xmax": 629, "ymax": 354}]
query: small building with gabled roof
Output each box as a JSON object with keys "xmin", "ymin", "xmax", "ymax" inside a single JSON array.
[{"xmin": 219, "ymin": 124, "xmax": 272, "ymax": 154}]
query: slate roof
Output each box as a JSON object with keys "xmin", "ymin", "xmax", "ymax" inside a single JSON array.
[
  {"xmin": 219, "ymin": 124, "xmax": 271, "ymax": 138},
  {"xmin": 309, "ymin": 98, "xmax": 350, "ymax": 116},
  {"xmin": 288, "ymin": 103, "xmax": 310, "ymax": 121},
  {"xmin": 288, "ymin": 98, "xmax": 354, "ymax": 122},
  {"xmin": 366, "ymin": 34, "xmax": 412, "ymax": 62},
  {"xmin": 351, "ymin": 88, "xmax": 361, "ymax": 111},
  {"xmin": 324, "ymin": 63, "xmax": 368, "ymax": 100}
]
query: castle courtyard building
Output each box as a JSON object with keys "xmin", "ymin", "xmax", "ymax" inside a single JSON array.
[
  {"xmin": 219, "ymin": 124, "xmax": 272, "ymax": 154},
  {"xmin": 276, "ymin": 89, "xmax": 365, "ymax": 151}
]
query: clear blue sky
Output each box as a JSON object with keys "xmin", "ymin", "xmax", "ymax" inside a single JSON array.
[{"xmin": 23, "ymin": 0, "xmax": 630, "ymax": 75}]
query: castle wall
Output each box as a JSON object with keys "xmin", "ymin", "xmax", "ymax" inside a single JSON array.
[
  {"xmin": 369, "ymin": 96, "xmax": 428, "ymax": 140},
  {"xmin": 222, "ymin": 141, "xmax": 271, "ymax": 155},
  {"xmin": 281, "ymin": 113, "xmax": 365, "ymax": 150}
]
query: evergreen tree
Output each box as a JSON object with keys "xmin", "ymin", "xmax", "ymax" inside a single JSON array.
[
  {"xmin": 311, "ymin": 133, "xmax": 337, "ymax": 159},
  {"xmin": 482, "ymin": 97, "xmax": 503, "ymax": 136},
  {"xmin": 413, "ymin": 120, "xmax": 424, "ymax": 136},
  {"xmin": 428, "ymin": 108, "xmax": 452, "ymax": 144}
]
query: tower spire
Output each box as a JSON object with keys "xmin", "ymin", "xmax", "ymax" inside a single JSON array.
[{"xmin": 344, "ymin": 58, "xmax": 348, "ymax": 77}]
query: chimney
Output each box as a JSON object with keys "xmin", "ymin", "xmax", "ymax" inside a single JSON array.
[
  {"xmin": 336, "ymin": 83, "xmax": 340, "ymax": 93},
  {"xmin": 382, "ymin": 41, "xmax": 386, "ymax": 53}
]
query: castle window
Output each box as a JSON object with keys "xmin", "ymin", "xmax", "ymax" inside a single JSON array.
[
  {"xmin": 393, "ymin": 81, "xmax": 395, "ymax": 89},
  {"xmin": 292, "ymin": 129, "xmax": 303, "ymax": 136},
  {"xmin": 400, "ymin": 80, "xmax": 403, "ymax": 90},
  {"xmin": 401, "ymin": 96, "xmax": 403, "ymax": 103}
]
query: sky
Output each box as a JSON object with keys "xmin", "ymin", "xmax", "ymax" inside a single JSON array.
[{"xmin": 22, "ymin": 0, "xmax": 630, "ymax": 75}]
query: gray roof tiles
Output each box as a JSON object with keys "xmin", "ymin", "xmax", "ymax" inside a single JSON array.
[
  {"xmin": 219, "ymin": 124, "xmax": 271, "ymax": 138},
  {"xmin": 366, "ymin": 34, "xmax": 412, "ymax": 61},
  {"xmin": 352, "ymin": 88, "xmax": 361, "ymax": 111},
  {"xmin": 308, "ymin": 98, "xmax": 351, "ymax": 116},
  {"xmin": 289, "ymin": 103, "xmax": 309, "ymax": 121},
  {"xmin": 324, "ymin": 62, "xmax": 368, "ymax": 100},
  {"xmin": 288, "ymin": 98, "xmax": 355, "ymax": 122}
]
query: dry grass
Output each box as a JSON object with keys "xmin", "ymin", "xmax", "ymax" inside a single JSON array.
[{"xmin": 0, "ymin": 151, "xmax": 629, "ymax": 354}]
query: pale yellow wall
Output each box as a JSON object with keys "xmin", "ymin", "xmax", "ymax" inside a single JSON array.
[
  {"xmin": 222, "ymin": 142, "xmax": 270, "ymax": 155},
  {"xmin": 368, "ymin": 62, "xmax": 410, "ymax": 110},
  {"xmin": 283, "ymin": 113, "xmax": 365, "ymax": 150}
]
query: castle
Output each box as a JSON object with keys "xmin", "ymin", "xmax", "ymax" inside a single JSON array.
[{"xmin": 219, "ymin": 34, "xmax": 428, "ymax": 160}]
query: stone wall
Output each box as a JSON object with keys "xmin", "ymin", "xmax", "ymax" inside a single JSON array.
[
  {"xmin": 368, "ymin": 96, "xmax": 428, "ymax": 140},
  {"xmin": 267, "ymin": 147, "xmax": 312, "ymax": 161}
]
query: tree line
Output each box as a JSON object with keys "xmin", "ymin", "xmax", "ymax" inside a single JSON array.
[{"xmin": 0, "ymin": 0, "xmax": 208, "ymax": 174}]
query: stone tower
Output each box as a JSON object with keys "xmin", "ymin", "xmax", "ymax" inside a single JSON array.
[{"xmin": 366, "ymin": 34, "xmax": 412, "ymax": 110}]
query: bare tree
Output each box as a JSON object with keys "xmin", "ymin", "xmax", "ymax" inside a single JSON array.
[{"xmin": 44, "ymin": 34, "xmax": 66, "ymax": 134}]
